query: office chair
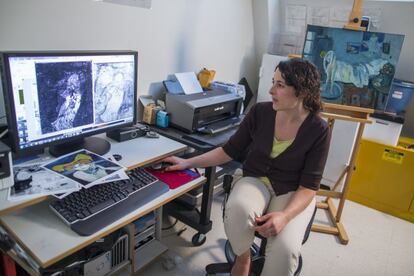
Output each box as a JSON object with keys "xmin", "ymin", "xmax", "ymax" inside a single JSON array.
[{"xmin": 205, "ymin": 175, "xmax": 317, "ymax": 276}]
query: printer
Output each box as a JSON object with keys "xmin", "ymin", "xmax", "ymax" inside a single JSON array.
[{"xmin": 166, "ymin": 89, "xmax": 243, "ymax": 133}]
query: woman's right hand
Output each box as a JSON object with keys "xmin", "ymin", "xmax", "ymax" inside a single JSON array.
[{"xmin": 162, "ymin": 156, "xmax": 190, "ymax": 171}]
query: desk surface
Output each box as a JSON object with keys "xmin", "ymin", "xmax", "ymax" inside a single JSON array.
[
  {"xmin": 0, "ymin": 134, "xmax": 186, "ymax": 216},
  {"xmin": 0, "ymin": 176, "xmax": 205, "ymax": 268},
  {"xmin": 0, "ymin": 133, "xmax": 205, "ymax": 269}
]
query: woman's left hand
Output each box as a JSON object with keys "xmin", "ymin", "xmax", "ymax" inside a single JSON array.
[{"xmin": 254, "ymin": 211, "xmax": 289, "ymax": 238}]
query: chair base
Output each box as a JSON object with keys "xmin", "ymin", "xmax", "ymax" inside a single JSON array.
[
  {"xmin": 205, "ymin": 252, "xmax": 302, "ymax": 276},
  {"xmin": 205, "ymin": 262, "xmax": 232, "ymax": 275},
  {"xmin": 205, "ymin": 258, "xmax": 265, "ymax": 276}
]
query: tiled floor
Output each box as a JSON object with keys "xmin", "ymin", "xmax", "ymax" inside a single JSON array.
[{"xmin": 139, "ymin": 194, "xmax": 414, "ymax": 276}]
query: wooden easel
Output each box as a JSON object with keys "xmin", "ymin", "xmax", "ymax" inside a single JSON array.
[
  {"xmin": 344, "ymin": 0, "xmax": 366, "ymax": 31},
  {"xmin": 312, "ymin": 103, "xmax": 373, "ymax": 245},
  {"xmin": 310, "ymin": 0, "xmax": 370, "ymax": 245}
]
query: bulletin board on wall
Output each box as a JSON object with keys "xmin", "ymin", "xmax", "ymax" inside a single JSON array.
[{"xmin": 270, "ymin": 3, "xmax": 382, "ymax": 56}]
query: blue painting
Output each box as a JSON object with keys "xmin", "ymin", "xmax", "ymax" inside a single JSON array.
[{"xmin": 302, "ymin": 25, "xmax": 405, "ymax": 110}]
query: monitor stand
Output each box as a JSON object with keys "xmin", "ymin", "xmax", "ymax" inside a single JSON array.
[{"xmin": 48, "ymin": 136, "xmax": 111, "ymax": 157}]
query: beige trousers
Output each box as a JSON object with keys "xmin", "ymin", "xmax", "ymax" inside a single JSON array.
[{"xmin": 223, "ymin": 176, "xmax": 316, "ymax": 276}]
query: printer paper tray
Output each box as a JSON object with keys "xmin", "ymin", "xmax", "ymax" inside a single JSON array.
[
  {"xmin": 197, "ymin": 116, "xmax": 242, "ymax": 134},
  {"xmin": 182, "ymin": 127, "xmax": 238, "ymax": 148}
]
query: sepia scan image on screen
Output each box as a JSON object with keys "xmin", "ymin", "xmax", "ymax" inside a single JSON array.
[
  {"xmin": 302, "ymin": 25, "xmax": 404, "ymax": 110},
  {"xmin": 93, "ymin": 62, "xmax": 135, "ymax": 124}
]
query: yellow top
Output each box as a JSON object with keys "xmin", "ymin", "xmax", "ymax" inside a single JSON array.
[{"xmin": 259, "ymin": 137, "xmax": 293, "ymax": 187}]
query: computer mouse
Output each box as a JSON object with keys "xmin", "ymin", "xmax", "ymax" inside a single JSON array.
[
  {"xmin": 146, "ymin": 131, "xmax": 159, "ymax": 138},
  {"xmin": 151, "ymin": 162, "xmax": 172, "ymax": 170},
  {"xmin": 112, "ymin": 154, "xmax": 122, "ymax": 161}
]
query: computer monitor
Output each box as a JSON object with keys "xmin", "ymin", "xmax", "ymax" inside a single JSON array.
[{"xmin": 0, "ymin": 51, "xmax": 138, "ymax": 157}]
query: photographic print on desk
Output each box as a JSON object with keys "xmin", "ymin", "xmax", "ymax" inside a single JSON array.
[
  {"xmin": 8, "ymin": 162, "xmax": 80, "ymax": 201},
  {"xmin": 302, "ymin": 25, "xmax": 404, "ymax": 110},
  {"xmin": 43, "ymin": 149, "xmax": 124, "ymax": 188}
]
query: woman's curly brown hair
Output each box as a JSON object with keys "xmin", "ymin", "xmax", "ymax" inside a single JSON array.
[{"xmin": 275, "ymin": 58, "xmax": 322, "ymax": 113}]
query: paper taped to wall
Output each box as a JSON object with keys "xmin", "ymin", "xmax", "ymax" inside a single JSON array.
[{"xmin": 100, "ymin": 0, "xmax": 152, "ymax": 9}]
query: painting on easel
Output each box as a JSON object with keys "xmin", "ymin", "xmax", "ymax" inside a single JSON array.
[{"xmin": 302, "ymin": 25, "xmax": 404, "ymax": 110}]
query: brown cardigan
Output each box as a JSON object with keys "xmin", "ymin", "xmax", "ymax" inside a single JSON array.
[{"xmin": 223, "ymin": 102, "xmax": 330, "ymax": 195}]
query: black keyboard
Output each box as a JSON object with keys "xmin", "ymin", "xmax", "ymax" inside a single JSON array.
[
  {"xmin": 197, "ymin": 116, "xmax": 242, "ymax": 134},
  {"xmin": 49, "ymin": 167, "xmax": 169, "ymax": 236}
]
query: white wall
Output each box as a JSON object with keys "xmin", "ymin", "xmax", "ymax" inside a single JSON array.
[
  {"xmin": 252, "ymin": 0, "xmax": 270, "ymax": 74},
  {"xmin": 0, "ymin": 0, "xmax": 257, "ymax": 117}
]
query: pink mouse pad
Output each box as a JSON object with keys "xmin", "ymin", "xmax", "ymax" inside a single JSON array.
[{"xmin": 146, "ymin": 168, "xmax": 201, "ymax": 189}]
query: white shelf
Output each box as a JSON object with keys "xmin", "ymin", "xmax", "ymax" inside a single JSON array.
[{"xmin": 134, "ymin": 239, "xmax": 168, "ymax": 272}]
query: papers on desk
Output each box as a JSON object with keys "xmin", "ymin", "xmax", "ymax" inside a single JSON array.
[
  {"xmin": 174, "ymin": 72, "xmax": 203, "ymax": 94},
  {"xmin": 89, "ymin": 165, "xmax": 129, "ymax": 186},
  {"xmin": 43, "ymin": 149, "xmax": 125, "ymax": 189},
  {"xmin": 8, "ymin": 149, "xmax": 128, "ymax": 201},
  {"xmin": 8, "ymin": 162, "xmax": 80, "ymax": 201}
]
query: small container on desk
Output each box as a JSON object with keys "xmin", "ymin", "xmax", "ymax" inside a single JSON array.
[{"xmin": 156, "ymin": 111, "xmax": 169, "ymax": 128}]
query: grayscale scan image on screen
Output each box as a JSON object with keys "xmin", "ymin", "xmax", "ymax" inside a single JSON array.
[{"xmin": 36, "ymin": 61, "xmax": 94, "ymax": 133}]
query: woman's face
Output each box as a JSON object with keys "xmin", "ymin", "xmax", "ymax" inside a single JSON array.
[{"xmin": 269, "ymin": 69, "xmax": 302, "ymax": 111}]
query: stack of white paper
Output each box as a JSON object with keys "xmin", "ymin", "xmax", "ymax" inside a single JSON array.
[{"xmin": 174, "ymin": 72, "xmax": 203, "ymax": 94}]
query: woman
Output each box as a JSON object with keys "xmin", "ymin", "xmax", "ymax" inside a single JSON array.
[{"xmin": 163, "ymin": 58, "xmax": 330, "ymax": 276}]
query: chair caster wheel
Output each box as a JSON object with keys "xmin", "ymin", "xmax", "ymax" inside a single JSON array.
[{"xmin": 192, "ymin": 232, "xmax": 206, "ymax": 246}]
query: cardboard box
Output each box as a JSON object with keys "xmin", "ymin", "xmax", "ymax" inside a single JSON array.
[{"xmin": 143, "ymin": 104, "xmax": 161, "ymax": 125}]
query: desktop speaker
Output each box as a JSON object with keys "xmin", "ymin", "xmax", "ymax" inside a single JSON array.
[{"xmin": 106, "ymin": 125, "xmax": 148, "ymax": 142}]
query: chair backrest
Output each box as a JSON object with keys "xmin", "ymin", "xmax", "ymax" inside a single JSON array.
[
  {"xmin": 222, "ymin": 174, "xmax": 233, "ymax": 194},
  {"xmin": 221, "ymin": 174, "xmax": 233, "ymax": 219},
  {"xmin": 302, "ymin": 205, "xmax": 317, "ymax": 244}
]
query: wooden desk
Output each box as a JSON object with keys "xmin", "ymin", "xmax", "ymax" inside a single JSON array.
[
  {"xmin": 0, "ymin": 134, "xmax": 186, "ymax": 216},
  {"xmin": 0, "ymin": 134, "xmax": 206, "ymax": 273}
]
